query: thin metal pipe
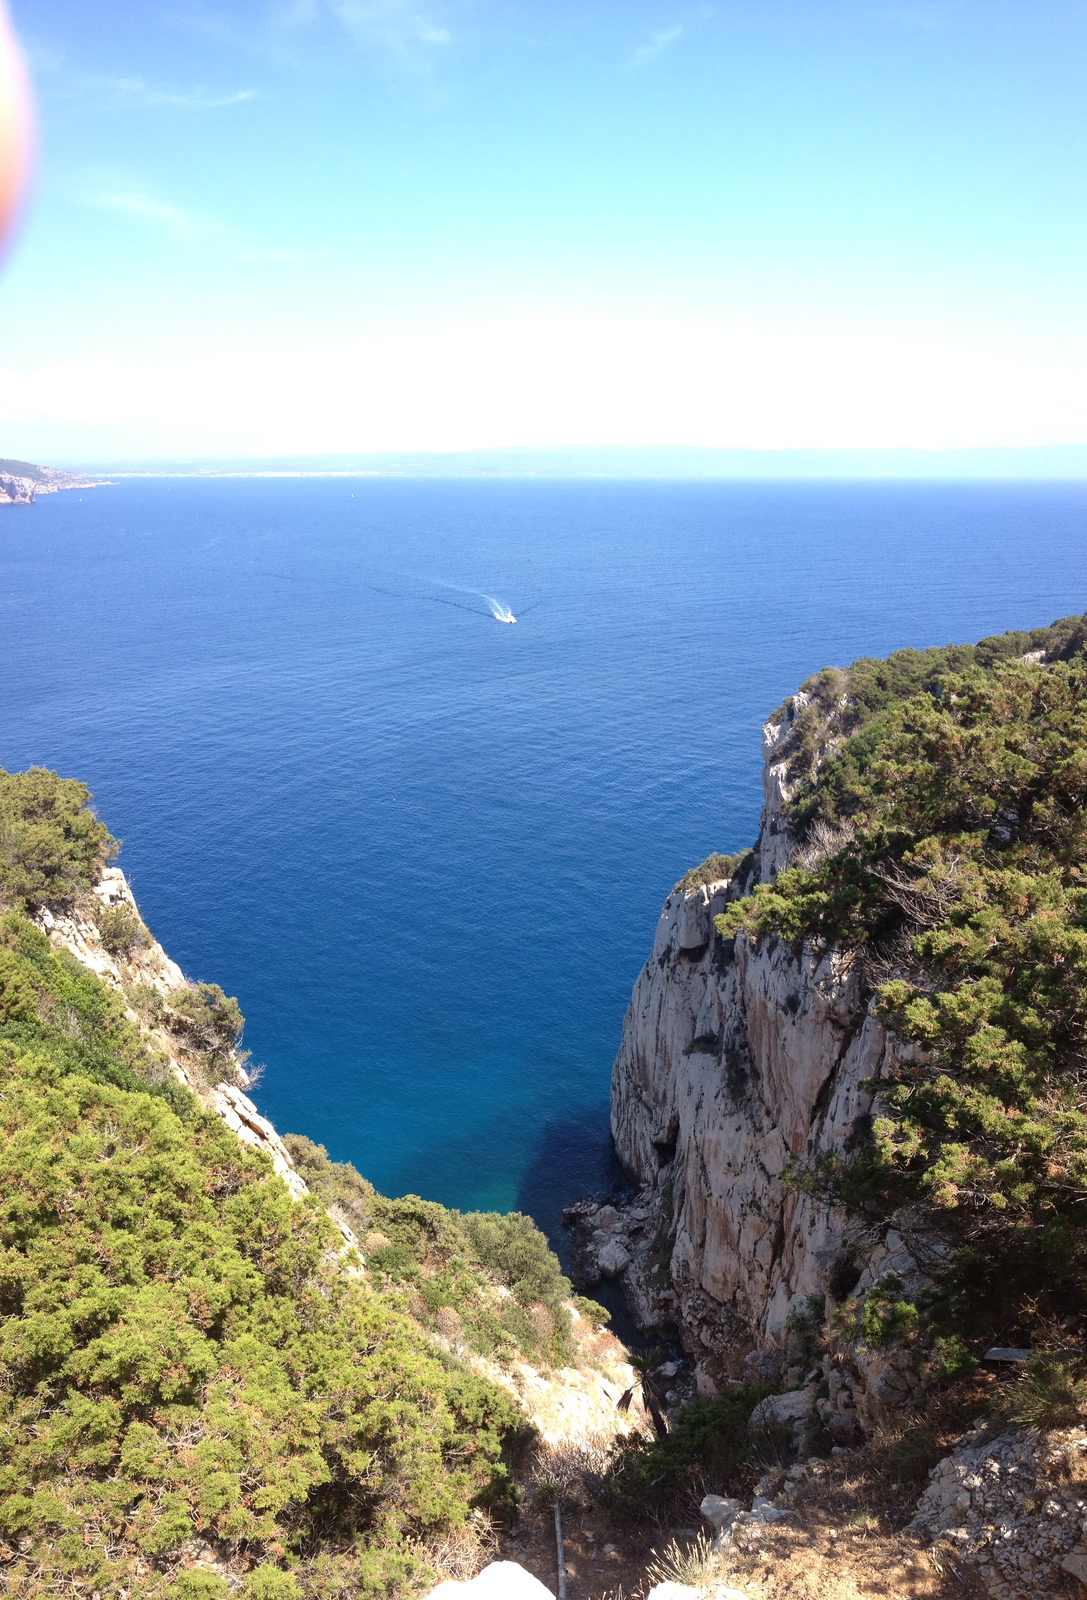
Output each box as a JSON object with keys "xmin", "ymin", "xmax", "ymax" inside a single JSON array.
[{"xmin": 554, "ymin": 1501, "xmax": 567, "ymax": 1600}]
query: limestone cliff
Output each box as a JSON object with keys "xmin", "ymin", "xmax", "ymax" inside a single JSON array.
[
  {"xmin": 0, "ymin": 458, "xmax": 96, "ymax": 503},
  {"xmin": 603, "ymin": 694, "xmax": 934, "ymax": 1417}
]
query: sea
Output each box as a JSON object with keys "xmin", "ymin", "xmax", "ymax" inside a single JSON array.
[{"xmin": 2, "ymin": 476, "xmax": 1086, "ymax": 1248}]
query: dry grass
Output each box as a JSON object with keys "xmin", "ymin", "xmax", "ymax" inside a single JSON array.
[
  {"xmin": 528, "ymin": 1435, "xmax": 615, "ymax": 1510},
  {"xmin": 644, "ymin": 1528, "xmax": 728, "ymax": 1590},
  {"xmin": 422, "ymin": 1511, "xmax": 499, "ymax": 1585}
]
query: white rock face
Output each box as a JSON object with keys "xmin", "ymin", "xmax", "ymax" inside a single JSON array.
[
  {"xmin": 0, "ymin": 473, "xmax": 38, "ymax": 504},
  {"xmin": 609, "ymin": 697, "xmax": 916, "ymax": 1390},
  {"xmin": 0, "ymin": 464, "xmax": 94, "ymax": 504},
  {"xmin": 749, "ymin": 1385, "xmax": 818, "ymax": 1432},
  {"xmin": 34, "ymin": 868, "xmax": 311, "ymax": 1201},
  {"xmin": 210, "ymin": 1083, "xmax": 310, "ymax": 1201}
]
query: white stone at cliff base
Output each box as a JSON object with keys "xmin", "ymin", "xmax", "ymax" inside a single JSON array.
[
  {"xmin": 749, "ymin": 1385, "xmax": 818, "ymax": 1431},
  {"xmin": 700, "ymin": 1493, "xmax": 742, "ymax": 1549},
  {"xmin": 424, "ymin": 1560, "xmax": 554, "ymax": 1598},
  {"xmin": 596, "ymin": 1239, "xmax": 631, "ymax": 1277}
]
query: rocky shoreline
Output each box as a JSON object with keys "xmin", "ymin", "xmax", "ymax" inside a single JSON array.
[{"xmin": 0, "ymin": 457, "xmax": 100, "ymax": 503}]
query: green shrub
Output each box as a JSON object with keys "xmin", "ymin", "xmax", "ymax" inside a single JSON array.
[
  {"xmin": 281, "ymin": 1147, "xmax": 577, "ymax": 1369},
  {"xmin": 0, "ymin": 1042, "xmax": 518, "ymax": 1597},
  {"xmin": 0, "ymin": 775, "xmax": 554, "ymax": 1595},
  {"xmin": 1009, "ymin": 1352, "xmax": 1087, "ymax": 1429},
  {"xmin": 0, "ymin": 909, "xmax": 189, "ymax": 1115},
  {"xmin": 676, "ymin": 850, "xmax": 752, "ymax": 893},
  {"xmin": 458, "ymin": 1208, "xmax": 570, "ymax": 1310},
  {"xmin": 243, "ymin": 1570, "xmax": 302, "ymax": 1600},
  {"xmin": 603, "ymin": 1384, "xmax": 770, "ymax": 1515},
  {"xmin": 0, "ymin": 765, "xmax": 118, "ymax": 908},
  {"xmin": 122, "ymin": 980, "xmax": 166, "ymax": 1024},
  {"xmin": 573, "ymin": 1294, "xmax": 612, "ymax": 1328},
  {"xmin": 97, "ymin": 901, "xmax": 151, "ymax": 955},
  {"xmin": 282, "ymin": 1132, "xmax": 376, "ymax": 1237},
  {"xmin": 718, "ymin": 613, "xmax": 1087, "ymax": 1341},
  {"xmin": 861, "ymin": 1277, "xmax": 922, "ymax": 1349},
  {"xmin": 361, "ymin": 1194, "xmax": 575, "ymax": 1367},
  {"xmin": 171, "ymin": 1574, "xmax": 231, "ymax": 1600},
  {"xmin": 166, "ymin": 980, "xmax": 244, "ymax": 1065}
]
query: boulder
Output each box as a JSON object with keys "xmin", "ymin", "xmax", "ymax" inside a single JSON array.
[
  {"xmin": 700, "ymin": 1491, "xmax": 742, "ymax": 1551},
  {"xmin": 749, "ymin": 1384, "xmax": 818, "ymax": 1432},
  {"xmin": 424, "ymin": 1560, "xmax": 554, "ymax": 1598},
  {"xmin": 1062, "ymin": 1552, "xmax": 1087, "ymax": 1586},
  {"xmin": 596, "ymin": 1238, "xmax": 631, "ymax": 1277}
]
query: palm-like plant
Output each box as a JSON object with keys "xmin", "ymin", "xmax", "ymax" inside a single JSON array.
[{"xmin": 617, "ymin": 1347, "xmax": 670, "ymax": 1438}]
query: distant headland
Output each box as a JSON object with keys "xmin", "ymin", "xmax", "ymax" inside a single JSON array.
[{"xmin": 0, "ymin": 458, "xmax": 102, "ymax": 505}]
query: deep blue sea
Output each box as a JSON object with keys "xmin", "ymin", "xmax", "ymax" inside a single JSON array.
[{"xmin": 2, "ymin": 477, "xmax": 1086, "ymax": 1242}]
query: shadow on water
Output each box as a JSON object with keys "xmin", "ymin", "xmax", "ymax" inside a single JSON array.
[{"xmin": 516, "ymin": 1103, "xmax": 652, "ymax": 1351}]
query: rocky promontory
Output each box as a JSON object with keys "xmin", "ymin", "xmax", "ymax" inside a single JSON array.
[
  {"xmin": 0, "ymin": 455, "xmax": 97, "ymax": 502},
  {"xmin": 568, "ymin": 614, "xmax": 1087, "ymax": 1598}
]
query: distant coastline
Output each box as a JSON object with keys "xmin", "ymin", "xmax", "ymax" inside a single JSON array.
[{"xmin": 0, "ymin": 458, "xmax": 106, "ymax": 505}]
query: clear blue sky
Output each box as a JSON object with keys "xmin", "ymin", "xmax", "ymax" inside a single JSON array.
[{"xmin": 2, "ymin": 0, "xmax": 1085, "ymax": 461}]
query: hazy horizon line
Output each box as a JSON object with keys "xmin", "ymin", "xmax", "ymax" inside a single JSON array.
[{"xmin": 56, "ymin": 443, "xmax": 1087, "ymax": 482}]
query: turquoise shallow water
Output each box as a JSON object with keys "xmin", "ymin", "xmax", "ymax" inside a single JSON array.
[{"xmin": 2, "ymin": 476, "xmax": 1086, "ymax": 1240}]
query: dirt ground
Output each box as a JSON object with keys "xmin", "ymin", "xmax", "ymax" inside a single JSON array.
[{"xmin": 496, "ymin": 1458, "xmax": 1001, "ymax": 1600}]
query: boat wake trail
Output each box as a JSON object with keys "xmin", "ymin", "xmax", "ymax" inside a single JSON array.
[
  {"xmin": 430, "ymin": 579, "xmax": 517, "ymax": 623},
  {"xmin": 372, "ymin": 576, "xmax": 529, "ymax": 624}
]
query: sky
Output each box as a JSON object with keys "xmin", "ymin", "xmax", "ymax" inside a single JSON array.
[{"xmin": 0, "ymin": 0, "xmax": 1085, "ymax": 463}]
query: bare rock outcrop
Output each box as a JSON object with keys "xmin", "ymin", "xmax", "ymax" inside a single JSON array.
[
  {"xmin": 0, "ymin": 460, "xmax": 96, "ymax": 504},
  {"xmin": 0, "ymin": 472, "xmax": 36, "ymax": 504},
  {"xmin": 910, "ymin": 1420, "xmax": 1087, "ymax": 1597},
  {"xmin": 600, "ymin": 692, "xmax": 944, "ymax": 1430},
  {"xmin": 33, "ymin": 866, "xmax": 313, "ymax": 1198}
]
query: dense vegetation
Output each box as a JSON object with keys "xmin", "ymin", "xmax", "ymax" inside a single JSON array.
[
  {"xmin": 603, "ymin": 1383, "xmax": 771, "ymax": 1516},
  {"xmin": 0, "ymin": 767, "xmax": 118, "ymax": 909},
  {"xmin": 0, "ymin": 910, "xmax": 185, "ymax": 1112},
  {"xmin": 719, "ymin": 612, "xmax": 1087, "ymax": 1347},
  {"xmin": 676, "ymin": 849, "xmax": 751, "ymax": 893},
  {"xmin": 285, "ymin": 1136, "xmax": 581, "ymax": 1367},
  {"xmin": 0, "ymin": 772, "xmax": 595, "ymax": 1597}
]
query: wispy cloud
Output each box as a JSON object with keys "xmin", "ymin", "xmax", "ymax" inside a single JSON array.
[
  {"xmin": 88, "ymin": 190, "xmax": 218, "ymax": 244},
  {"xmin": 879, "ymin": 5, "xmax": 944, "ymax": 29},
  {"xmin": 166, "ymin": 0, "xmax": 454, "ymax": 71},
  {"xmin": 273, "ymin": 0, "xmax": 453, "ymax": 64},
  {"xmin": 328, "ymin": 0, "xmax": 451, "ymax": 50},
  {"xmin": 626, "ymin": 25, "xmax": 685, "ymax": 68},
  {"xmin": 624, "ymin": 7, "xmax": 713, "ymax": 70},
  {"xmin": 28, "ymin": 49, "xmax": 258, "ymax": 110},
  {"xmin": 79, "ymin": 76, "xmax": 259, "ymax": 110},
  {"xmin": 79, "ymin": 183, "xmax": 319, "ymax": 263}
]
